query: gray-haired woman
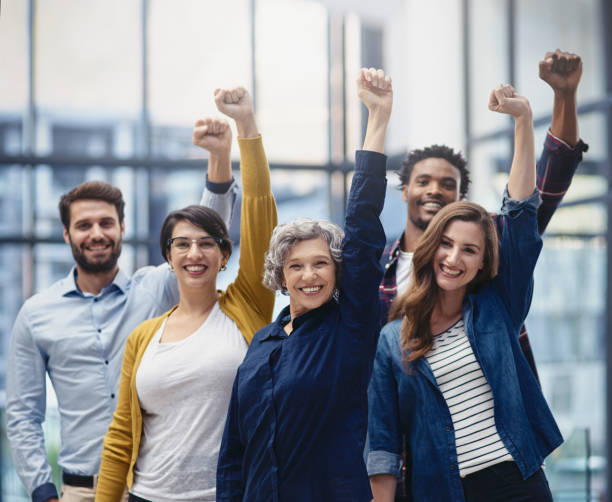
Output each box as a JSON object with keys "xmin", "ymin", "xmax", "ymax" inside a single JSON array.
[{"xmin": 216, "ymin": 68, "xmax": 392, "ymax": 502}]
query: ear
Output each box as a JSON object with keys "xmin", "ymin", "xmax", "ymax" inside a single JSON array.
[
  {"xmin": 63, "ymin": 226, "xmax": 71, "ymax": 245},
  {"xmin": 120, "ymin": 221, "xmax": 125, "ymax": 238},
  {"xmin": 401, "ymin": 185, "xmax": 409, "ymax": 203}
]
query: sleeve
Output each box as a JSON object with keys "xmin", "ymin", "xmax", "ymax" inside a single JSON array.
[
  {"xmin": 494, "ymin": 187, "xmax": 543, "ymax": 329},
  {"xmin": 367, "ymin": 326, "xmax": 404, "ymax": 479},
  {"xmin": 95, "ymin": 330, "xmax": 140, "ymax": 501},
  {"xmin": 221, "ymin": 136, "xmax": 277, "ymax": 343},
  {"xmin": 536, "ymin": 131, "xmax": 588, "ymax": 234},
  {"xmin": 216, "ymin": 373, "xmax": 245, "ymax": 502},
  {"xmin": 339, "ymin": 150, "xmax": 387, "ymax": 339},
  {"xmin": 133, "ymin": 264, "xmax": 180, "ymax": 313},
  {"xmin": 200, "ymin": 176, "xmax": 239, "ymax": 230},
  {"xmin": 5, "ymin": 305, "xmax": 59, "ymax": 502}
]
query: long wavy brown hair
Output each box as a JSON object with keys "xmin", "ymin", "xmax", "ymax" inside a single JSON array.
[{"xmin": 389, "ymin": 201, "xmax": 500, "ymax": 364}]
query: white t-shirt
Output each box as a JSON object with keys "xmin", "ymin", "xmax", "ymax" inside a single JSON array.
[
  {"xmin": 395, "ymin": 249, "xmax": 414, "ymax": 296},
  {"xmin": 130, "ymin": 302, "xmax": 247, "ymax": 502}
]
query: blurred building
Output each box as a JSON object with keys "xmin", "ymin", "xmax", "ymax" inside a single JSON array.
[{"xmin": 0, "ymin": 0, "xmax": 610, "ymax": 500}]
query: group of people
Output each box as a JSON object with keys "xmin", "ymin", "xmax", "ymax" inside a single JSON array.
[{"xmin": 6, "ymin": 49, "xmax": 587, "ymax": 502}]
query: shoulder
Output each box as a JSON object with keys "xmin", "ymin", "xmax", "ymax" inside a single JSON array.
[{"xmin": 379, "ymin": 319, "xmax": 402, "ymax": 349}]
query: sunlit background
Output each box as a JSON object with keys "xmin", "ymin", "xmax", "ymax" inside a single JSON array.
[{"xmin": 0, "ymin": 0, "xmax": 610, "ymax": 500}]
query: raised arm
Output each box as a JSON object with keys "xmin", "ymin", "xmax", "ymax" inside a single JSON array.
[
  {"xmin": 6, "ymin": 308, "xmax": 59, "ymax": 502},
  {"xmin": 358, "ymin": 68, "xmax": 393, "ymax": 153},
  {"xmin": 337, "ymin": 69, "xmax": 390, "ymax": 338},
  {"xmin": 193, "ymin": 117, "xmax": 236, "ymax": 228},
  {"xmin": 215, "ymin": 87, "xmax": 277, "ymax": 341},
  {"xmin": 540, "ymin": 49, "xmax": 582, "ymax": 146},
  {"xmin": 488, "ymin": 84, "xmax": 535, "ymax": 200},
  {"xmin": 536, "ymin": 49, "xmax": 587, "ymax": 234}
]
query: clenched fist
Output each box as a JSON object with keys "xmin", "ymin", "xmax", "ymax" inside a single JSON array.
[
  {"xmin": 357, "ymin": 68, "xmax": 393, "ymax": 116},
  {"xmin": 488, "ymin": 84, "xmax": 531, "ymax": 119},
  {"xmin": 192, "ymin": 117, "xmax": 232, "ymax": 156},
  {"xmin": 539, "ymin": 49, "xmax": 582, "ymax": 95}
]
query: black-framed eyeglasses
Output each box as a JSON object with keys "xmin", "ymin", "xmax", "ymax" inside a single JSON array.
[{"xmin": 166, "ymin": 236, "xmax": 223, "ymax": 253}]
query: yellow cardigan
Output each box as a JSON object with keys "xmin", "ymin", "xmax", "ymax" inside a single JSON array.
[{"xmin": 95, "ymin": 136, "xmax": 277, "ymax": 501}]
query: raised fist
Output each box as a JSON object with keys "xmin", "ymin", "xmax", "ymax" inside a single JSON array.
[
  {"xmin": 488, "ymin": 84, "xmax": 531, "ymax": 119},
  {"xmin": 539, "ymin": 49, "xmax": 582, "ymax": 94},
  {"xmin": 192, "ymin": 117, "xmax": 232, "ymax": 156},
  {"xmin": 357, "ymin": 68, "xmax": 393, "ymax": 115},
  {"xmin": 214, "ymin": 87, "xmax": 254, "ymax": 122}
]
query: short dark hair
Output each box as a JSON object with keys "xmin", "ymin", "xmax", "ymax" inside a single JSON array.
[
  {"xmin": 59, "ymin": 181, "xmax": 125, "ymax": 228},
  {"xmin": 159, "ymin": 205, "xmax": 232, "ymax": 262},
  {"xmin": 398, "ymin": 144, "xmax": 471, "ymax": 198}
]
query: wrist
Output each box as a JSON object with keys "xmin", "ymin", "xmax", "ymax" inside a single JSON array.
[
  {"xmin": 236, "ymin": 114, "xmax": 258, "ymax": 138},
  {"xmin": 553, "ymin": 88, "xmax": 578, "ymax": 100}
]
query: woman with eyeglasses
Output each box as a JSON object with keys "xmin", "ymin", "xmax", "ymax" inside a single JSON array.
[{"xmin": 95, "ymin": 88, "xmax": 277, "ymax": 502}]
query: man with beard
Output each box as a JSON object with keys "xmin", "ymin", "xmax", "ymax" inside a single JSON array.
[
  {"xmin": 6, "ymin": 118, "xmax": 238, "ymax": 502},
  {"xmin": 375, "ymin": 49, "xmax": 587, "ymax": 500}
]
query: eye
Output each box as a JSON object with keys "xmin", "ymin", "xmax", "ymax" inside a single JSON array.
[
  {"xmin": 440, "ymin": 239, "xmax": 451, "ymax": 248},
  {"xmin": 442, "ymin": 181, "xmax": 457, "ymax": 191},
  {"xmin": 416, "ymin": 179, "xmax": 428, "ymax": 186},
  {"xmin": 464, "ymin": 247, "xmax": 476, "ymax": 254},
  {"xmin": 199, "ymin": 238, "xmax": 216, "ymax": 249},
  {"xmin": 316, "ymin": 260, "xmax": 329, "ymax": 266},
  {"xmin": 100, "ymin": 221, "xmax": 115, "ymax": 228},
  {"xmin": 288, "ymin": 264, "xmax": 301, "ymax": 270},
  {"xmin": 174, "ymin": 240, "xmax": 190, "ymax": 250}
]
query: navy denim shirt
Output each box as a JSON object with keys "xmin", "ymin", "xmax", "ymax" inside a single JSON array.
[
  {"xmin": 217, "ymin": 150, "xmax": 387, "ymax": 502},
  {"xmin": 367, "ymin": 191, "xmax": 563, "ymax": 502}
]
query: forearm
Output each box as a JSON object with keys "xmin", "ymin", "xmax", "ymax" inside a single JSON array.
[
  {"xmin": 236, "ymin": 114, "xmax": 258, "ymax": 139},
  {"xmin": 508, "ymin": 114, "xmax": 536, "ymax": 201},
  {"xmin": 207, "ymin": 151, "xmax": 232, "ymax": 183},
  {"xmin": 550, "ymin": 90, "xmax": 579, "ymax": 146},
  {"xmin": 362, "ymin": 109, "xmax": 391, "ymax": 153},
  {"xmin": 370, "ymin": 474, "xmax": 397, "ymax": 502}
]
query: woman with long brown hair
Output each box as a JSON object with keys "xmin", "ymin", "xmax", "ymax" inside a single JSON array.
[{"xmin": 367, "ymin": 84, "xmax": 561, "ymax": 502}]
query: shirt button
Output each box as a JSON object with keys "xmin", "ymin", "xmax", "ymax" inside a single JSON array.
[
  {"xmin": 105, "ymin": 360, "xmax": 109, "ymax": 365},
  {"xmin": 450, "ymin": 465, "xmax": 455, "ymax": 471},
  {"xmin": 445, "ymin": 425, "xmax": 451, "ymax": 432},
  {"xmin": 111, "ymin": 393, "xmax": 115, "ymax": 398},
  {"xmin": 93, "ymin": 298, "xmax": 98, "ymax": 302},
  {"xmin": 97, "ymin": 329, "xmax": 101, "ymax": 333}
]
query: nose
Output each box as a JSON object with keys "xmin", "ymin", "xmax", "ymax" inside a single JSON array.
[
  {"xmin": 186, "ymin": 240, "xmax": 203, "ymax": 257},
  {"xmin": 302, "ymin": 265, "xmax": 318, "ymax": 281},
  {"xmin": 446, "ymin": 246, "xmax": 461, "ymax": 264},
  {"xmin": 427, "ymin": 182, "xmax": 442, "ymax": 196},
  {"xmin": 90, "ymin": 223, "xmax": 104, "ymax": 240}
]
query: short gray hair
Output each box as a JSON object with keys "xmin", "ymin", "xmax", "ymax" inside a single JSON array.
[{"xmin": 263, "ymin": 218, "xmax": 344, "ymax": 293}]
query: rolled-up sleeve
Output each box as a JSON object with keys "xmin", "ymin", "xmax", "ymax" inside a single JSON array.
[{"xmin": 367, "ymin": 324, "xmax": 403, "ymax": 478}]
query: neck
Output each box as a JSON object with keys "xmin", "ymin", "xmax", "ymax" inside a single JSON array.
[
  {"xmin": 402, "ymin": 219, "xmax": 424, "ymax": 253},
  {"xmin": 75, "ymin": 265, "xmax": 118, "ymax": 295},
  {"xmin": 175, "ymin": 284, "xmax": 218, "ymax": 317},
  {"xmin": 432, "ymin": 288, "xmax": 465, "ymax": 323}
]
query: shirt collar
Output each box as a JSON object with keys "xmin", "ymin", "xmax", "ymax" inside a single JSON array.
[
  {"xmin": 261, "ymin": 300, "xmax": 337, "ymax": 341},
  {"xmin": 60, "ymin": 266, "xmax": 129, "ymax": 297}
]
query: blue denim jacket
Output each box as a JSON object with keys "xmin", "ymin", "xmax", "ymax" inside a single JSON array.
[
  {"xmin": 217, "ymin": 150, "xmax": 387, "ymax": 502},
  {"xmin": 367, "ymin": 191, "xmax": 563, "ymax": 502}
]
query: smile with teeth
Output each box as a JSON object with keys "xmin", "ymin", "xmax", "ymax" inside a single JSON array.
[
  {"xmin": 185, "ymin": 265, "xmax": 207, "ymax": 273},
  {"xmin": 440, "ymin": 264, "xmax": 461, "ymax": 277},
  {"xmin": 301, "ymin": 286, "xmax": 323, "ymax": 295},
  {"xmin": 422, "ymin": 201, "xmax": 443, "ymax": 210},
  {"xmin": 86, "ymin": 243, "xmax": 111, "ymax": 251}
]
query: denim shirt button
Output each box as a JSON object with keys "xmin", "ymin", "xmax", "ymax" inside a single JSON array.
[
  {"xmin": 450, "ymin": 464, "xmax": 455, "ymax": 471},
  {"xmin": 445, "ymin": 425, "xmax": 451, "ymax": 432}
]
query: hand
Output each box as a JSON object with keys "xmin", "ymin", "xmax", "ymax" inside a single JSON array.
[
  {"xmin": 488, "ymin": 84, "xmax": 531, "ymax": 119},
  {"xmin": 539, "ymin": 49, "xmax": 582, "ymax": 95},
  {"xmin": 214, "ymin": 87, "xmax": 254, "ymax": 122},
  {"xmin": 192, "ymin": 118, "xmax": 232, "ymax": 156},
  {"xmin": 357, "ymin": 68, "xmax": 393, "ymax": 116}
]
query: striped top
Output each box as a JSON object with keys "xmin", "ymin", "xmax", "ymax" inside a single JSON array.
[{"xmin": 426, "ymin": 319, "xmax": 513, "ymax": 477}]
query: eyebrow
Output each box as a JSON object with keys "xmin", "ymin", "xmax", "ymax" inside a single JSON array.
[
  {"xmin": 286, "ymin": 254, "xmax": 331, "ymax": 263},
  {"xmin": 415, "ymin": 174, "xmax": 457, "ymax": 183}
]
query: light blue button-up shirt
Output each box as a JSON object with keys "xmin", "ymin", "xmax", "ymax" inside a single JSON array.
[{"xmin": 6, "ymin": 181, "xmax": 237, "ymax": 502}]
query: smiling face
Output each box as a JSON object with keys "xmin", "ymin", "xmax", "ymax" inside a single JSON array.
[
  {"xmin": 166, "ymin": 219, "xmax": 228, "ymax": 290},
  {"xmin": 63, "ymin": 199, "xmax": 124, "ymax": 274},
  {"xmin": 283, "ymin": 237, "xmax": 336, "ymax": 319},
  {"xmin": 433, "ymin": 219, "xmax": 485, "ymax": 296},
  {"xmin": 403, "ymin": 157, "xmax": 462, "ymax": 231}
]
